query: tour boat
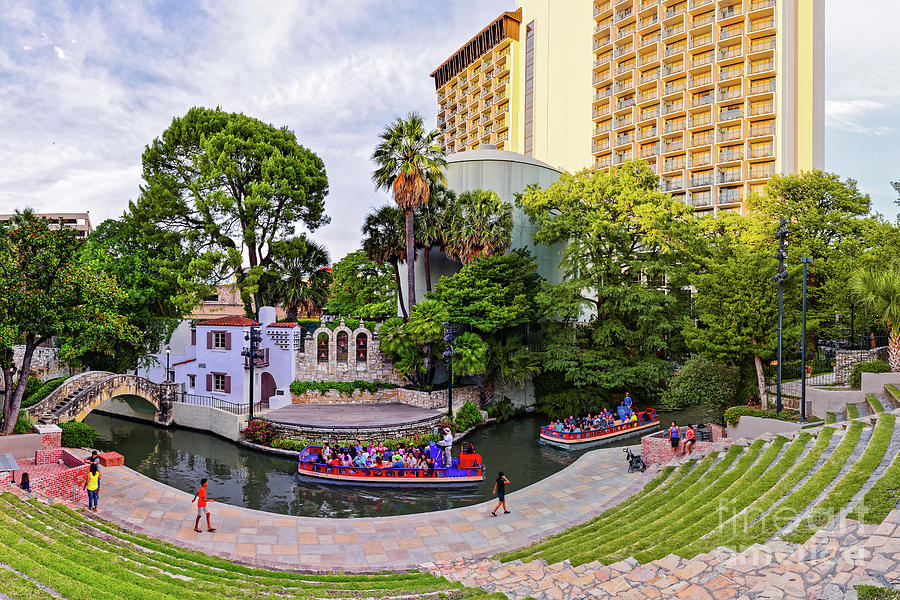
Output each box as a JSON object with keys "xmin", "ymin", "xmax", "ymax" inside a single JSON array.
[
  {"xmin": 297, "ymin": 444, "xmax": 484, "ymax": 487},
  {"xmin": 539, "ymin": 409, "xmax": 660, "ymax": 450}
]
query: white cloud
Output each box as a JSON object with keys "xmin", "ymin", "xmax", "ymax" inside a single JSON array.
[
  {"xmin": 53, "ymin": 45, "xmax": 67, "ymax": 59},
  {"xmin": 825, "ymin": 100, "xmax": 892, "ymax": 136}
]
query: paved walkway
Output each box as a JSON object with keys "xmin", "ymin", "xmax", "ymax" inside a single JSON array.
[
  {"xmin": 83, "ymin": 445, "xmax": 648, "ymax": 572},
  {"xmin": 264, "ymin": 402, "xmax": 443, "ymax": 427}
]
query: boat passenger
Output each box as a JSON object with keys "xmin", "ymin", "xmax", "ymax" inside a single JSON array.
[
  {"xmin": 623, "ymin": 392, "xmax": 632, "ymax": 408},
  {"xmin": 392, "ymin": 456, "xmax": 405, "ymax": 468},
  {"xmin": 353, "ymin": 454, "xmax": 366, "ymax": 467},
  {"xmin": 424, "ymin": 456, "xmax": 435, "ymax": 476}
]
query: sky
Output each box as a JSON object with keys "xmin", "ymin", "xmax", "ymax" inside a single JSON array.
[{"xmin": 0, "ymin": 1, "xmax": 897, "ymax": 262}]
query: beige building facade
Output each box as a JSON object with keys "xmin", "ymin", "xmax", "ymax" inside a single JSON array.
[{"xmin": 430, "ymin": 0, "xmax": 824, "ymax": 215}]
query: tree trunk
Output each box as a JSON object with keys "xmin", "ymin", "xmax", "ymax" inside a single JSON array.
[
  {"xmin": 286, "ymin": 305, "xmax": 298, "ymax": 322},
  {"xmin": 754, "ymin": 355, "xmax": 769, "ymax": 411},
  {"xmin": 479, "ymin": 375, "xmax": 496, "ymax": 409},
  {"xmin": 391, "ymin": 260, "xmax": 408, "ymax": 319},
  {"xmin": 2, "ymin": 348, "xmax": 15, "ymax": 433},
  {"xmin": 1, "ymin": 337, "xmax": 37, "ymax": 435},
  {"xmin": 889, "ymin": 328, "xmax": 900, "ymax": 372},
  {"xmin": 405, "ymin": 209, "xmax": 416, "ymax": 313},
  {"xmin": 424, "ymin": 244, "xmax": 433, "ymax": 293}
]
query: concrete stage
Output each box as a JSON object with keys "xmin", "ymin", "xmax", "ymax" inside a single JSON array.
[{"xmin": 264, "ymin": 402, "xmax": 444, "ymax": 429}]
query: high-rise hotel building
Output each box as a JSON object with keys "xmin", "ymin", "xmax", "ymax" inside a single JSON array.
[{"xmin": 430, "ymin": 0, "xmax": 823, "ymax": 215}]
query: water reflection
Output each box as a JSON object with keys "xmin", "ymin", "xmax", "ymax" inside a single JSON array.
[{"xmin": 85, "ymin": 404, "xmax": 720, "ymax": 518}]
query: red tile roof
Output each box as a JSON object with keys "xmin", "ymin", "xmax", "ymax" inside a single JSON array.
[
  {"xmin": 197, "ymin": 315, "xmax": 258, "ymax": 327},
  {"xmin": 172, "ymin": 358, "xmax": 196, "ymax": 366},
  {"xmin": 267, "ymin": 322, "xmax": 297, "ymax": 328}
]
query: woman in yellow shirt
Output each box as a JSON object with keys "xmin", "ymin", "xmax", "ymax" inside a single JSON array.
[{"xmin": 83, "ymin": 464, "xmax": 101, "ymax": 511}]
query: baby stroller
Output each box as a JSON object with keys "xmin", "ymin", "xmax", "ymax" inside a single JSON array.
[{"xmin": 624, "ymin": 448, "xmax": 647, "ymax": 473}]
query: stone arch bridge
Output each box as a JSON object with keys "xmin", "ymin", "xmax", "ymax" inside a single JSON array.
[{"xmin": 26, "ymin": 371, "xmax": 179, "ymax": 426}]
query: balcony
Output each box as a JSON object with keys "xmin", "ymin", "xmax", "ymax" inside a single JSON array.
[
  {"xmin": 640, "ymin": 70, "xmax": 660, "ymax": 84},
  {"xmin": 750, "ymin": 38, "xmax": 776, "ymax": 53},
  {"xmin": 616, "ymin": 8, "xmax": 633, "ymax": 21},
  {"xmin": 719, "ymin": 148, "xmax": 743, "ymax": 162},
  {"xmin": 663, "ymin": 24, "xmax": 685, "ymax": 38},
  {"xmin": 691, "ymin": 0, "xmax": 713, "ymax": 8},
  {"xmin": 593, "ymin": 141, "xmax": 611, "ymax": 152},
  {"xmin": 640, "ymin": 144, "xmax": 659, "ymax": 158},
  {"xmin": 594, "ymin": 106, "xmax": 612, "ymax": 118},
  {"xmin": 720, "ymin": 26, "xmax": 743, "ymax": 40},
  {"xmin": 749, "ymin": 61, "xmax": 774, "ymax": 75},
  {"xmin": 663, "ymin": 159, "xmax": 685, "ymax": 172},
  {"xmin": 640, "ymin": 90, "xmax": 659, "ymax": 103},
  {"xmin": 692, "ymin": 192, "xmax": 713, "ymax": 207},
  {"xmin": 749, "ymin": 165, "xmax": 775, "ymax": 179},
  {"xmin": 664, "ymin": 121, "xmax": 686, "ymax": 134},
  {"xmin": 691, "ymin": 133, "xmax": 712, "ymax": 146},
  {"xmin": 692, "ymin": 13, "xmax": 714, "ymax": 28},
  {"xmin": 719, "ymin": 87, "xmax": 742, "ymax": 101},
  {"xmin": 617, "ymin": 63, "xmax": 636, "ymax": 75},
  {"xmin": 719, "ymin": 67, "xmax": 743, "ymax": 81},
  {"xmin": 693, "ymin": 53, "xmax": 714, "ymax": 67},
  {"xmin": 750, "ymin": 102, "xmax": 774, "ymax": 116},
  {"xmin": 690, "ymin": 35, "xmax": 712, "ymax": 48},
  {"xmin": 750, "ymin": 18, "xmax": 775, "ymax": 32},
  {"xmin": 718, "ymin": 189, "xmax": 743, "ymax": 204},
  {"xmin": 750, "ymin": 144, "xmax": 774, "ymax": 158},
  {"xmin": 615, "ymin": 44, "xmax": 635, "ymax": 58},
  {"xmin": 750, "ymin": 0, "xmax": 775, "ymax": 9},
  {"xmin": 641, "ymin": 33, "xmax": 661, "ymax": 47},
  {"xmin": 664, "ymin": 81, "xmax": 685, "ymax": 95},
  {"xmin": 662, "ymin": 63, "xmax": 685, "ymax": 76},
  {"xmin": 638, "ymin": 53, "xmax": 659, "ymax": 66},
  {"xmin": 594, "ymin": 1, "xmax": 611, "ymax": 17},
  {"xmin": 595, "ymin": 156, "xmax": 613, "ymax": 168},
  {"xmin": 596, "ymin": 120, "xmax": 613, "ymax": 133},
  {"xmin": 663, "ymin": 101, "xmax": 685, "ymax": 115},
  {"xmin": 691, "ymin": 74, "xmax": 712, "ymax": 87},
  {"xmin": 691, "ymin": 94, "xmax": 712, "ymax": 107},
  {"xmin": 618, "ymin": 27, "xmax": 636, "ymax": 40},
  {"xmin": 638, "ymin": 127, "xmax": 659, "ymax": 140},
  {"xmin": 718, "ymin": 170, "xmax": 742, "ymax": 184},
  {"xmin": 662, "ymin": 178, "xmax": 684, "ymax": 191},
  {"xmin": 595, "ymin": 88, "xmax": 613, "ymax": 101},
  {"xmin": 691, "ymin": 174, "xmax": 713, "ymax": 187},
  {"xmin": 615, "ymin": 116, "xmax": 634, "ymax": 128},
  {"xmin": 720, "ymin": 45, "xmax": 742, "ymax": 60},
  {"xmin": 640, "ymin": 0, "xmax": 660, "ymax": 9},
  {"xmin": 615, "ymin": 79, "xmax": 634, "ymax": 92},
  {"xmin": 665, "ymin": 4, "xmax": 686, "ymax": 19},
  {"xmin": 690, "ymin": 154, "xmax": 711, "ymax": 167},
  {"xmin": 719, "ymin": 5, "xmax": 742, "ymax": 19},
  {"xmin": 665, "ymin": 44, "xmax": 686, "ymax": 57},
  {"xmin": 617, "ymin": 98, "xmax": 636, "ymax": 110},
  {"xmin": 719, "ymin": 127, "xmax": 742, "ymax": 141},
  {"xmin": 640, "ymin": 15, "xmax": 659, "ymax": 29},
  {"xmin": 664, "ymin": 139, "xmax": 685, "ymax": 152},
  {"xmin": 749, "ymin": 123, "xmax": 775, "ymax": 137}
]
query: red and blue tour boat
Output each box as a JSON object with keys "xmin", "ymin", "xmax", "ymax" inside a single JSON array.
[
  {"xmin": 297, "ymin": 444, "xmax": 484, "ymax": 487},
  {"xmin": 540, "ymin": 409, "xmax": 660, "ymax": 450}
]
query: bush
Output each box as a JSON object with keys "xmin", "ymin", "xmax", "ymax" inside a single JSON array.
[
  {"xmin": 486, "ymin": 396, "xmax": 517, "ymax": 422},
  {"xmin": 12, "ymin": 411, "xmax": 34, "ymax": 435},
  {"xmin": 270, "ymin": 436, "xmax": 310, "ymax": 452},
  {"xmin": 289, "ymin": 380, "xmax": 399, "ymax": 396},
  {"xmin": 242, "ymin": 418, "xmax": 276, "ymax": 445},
  {"xmin": 662, "ymin": 356, "xmax": 740, "ymax": 409},
  {"xmin": 21, "ymin": 377, "xmax": 68, "ymax": 408},
  {"xmin": 724, "ymin": 406, "xmax": 821, "ymax": 426},
  {"xmin": 849, "ymin": 359, "xmax": 891, "ymax": 389},
  {"xmin": 452, "ymin": 401, "xmax": 483, "ymax": 432},
  {"xmin": 22, "ymin": 376, "xmax": 42, "ymax": 400},
  {"xmin": 59, "ymin": 421, "xmax": 97, "ymax": 447}
]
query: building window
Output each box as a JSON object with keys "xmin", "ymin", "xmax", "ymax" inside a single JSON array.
[
  {"xmin": 213, "ymin": 373, "xmax": 226, "ymax": 392},
  {"xmin": 204, "ymin": 293, "xmax": 219, "ymax": 302},
  {"xmin": 188, "ymin": 374, "xmax": 196, "ymax": 389},
  {"xmin": 213, "ymin": 331, "xmax": 227, "ymax": 349}
]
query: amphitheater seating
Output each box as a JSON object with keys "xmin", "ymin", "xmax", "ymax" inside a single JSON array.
[{"xmin": 0, "ymin": 492, "xmax": 504, "ymax": 600}]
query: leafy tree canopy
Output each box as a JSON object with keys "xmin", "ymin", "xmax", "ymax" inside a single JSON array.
[
  {"xmin": 132, "ymin": 106, "xmax": 329, "ymax": 314},
  {"xmin": 257, "ymin": 235, "xmax": 331, "ymax": 321},
  {"xmin": 326, "ymin": 250, "xmax": 395, "ymax": 319},
  {"xmin": 429, "ymin": 250, "xmax": 543, "ymax": 333},
  {"xmin": 0, "ymin": 213, "xmax": 139, "ymax": 433},
  {"xmin": 444, "ymin": 189, "xmax": 513, "ymax": 265}
]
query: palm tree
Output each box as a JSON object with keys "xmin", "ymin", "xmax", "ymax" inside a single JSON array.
[
  {"xmin": 267, "ymin": 236, "xmax": 332, "ymax": 321},
  {"xmin": 445, "ymin": 189, "xmax": 513, "ymax": 265},
  {"xmin": 362, "ymin": 205, "xmax": 408, "ymax": 318},
  {"xmin": 415, "ymin": 183, "xmax": 455, "ymax": 292},
  {"xmin": 851, "ymin": 268, "xmax": 900, "ymax": 372},
  {"xmin": 371, "ymin": 113, "xmax": 447, "ymax": 313}
]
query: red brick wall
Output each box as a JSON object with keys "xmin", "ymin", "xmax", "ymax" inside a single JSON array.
[
  {"xmin": 640, "ymin": 424, "xmax": 729, "ymax": 465},
  {"xmin": 40, "ymin": 431, "xmax": 61, "ymax": 450},
  {"xmin": 62, "ymin": 450, "xmax": 84, "ymax": 468},
  {"xmin": 32, "ymin": 464, "xmax": 89, "ymax": 502},
  {"xmin": 35, "ymin": 448, "xmax": 62, "ymax": 465}
]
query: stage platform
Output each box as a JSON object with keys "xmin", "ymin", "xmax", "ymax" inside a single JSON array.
[{"xmin": 263, "ymin": 402, "xmax": 444, "ymax": 429}]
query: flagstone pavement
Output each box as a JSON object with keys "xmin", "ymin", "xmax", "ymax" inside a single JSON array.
[{"xmin": 81, "ymin": 445, "xmax": 649, "ymax": 572}]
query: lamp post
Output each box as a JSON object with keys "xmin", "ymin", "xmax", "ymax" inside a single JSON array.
[
  {"xmin": 241, "ymin": 325, "xmax": 264, "ymax": 420},
  {"xmin": 165, "ymin": 347, "xmax": 171, "ymax": 382},
  {"xmin": 772, "ymin": 216, "xmax": 789, "ymax": 413},
  {"xmin": 443, "ymin": 322, "xmax": 455, "ymax": 420},
  {"xmin": 800, "ymin": 257, "xmax": 813, "ymax": 423}
]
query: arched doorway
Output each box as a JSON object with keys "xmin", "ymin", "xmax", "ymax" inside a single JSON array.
[{"xmin": 260, "ymin": 372, "xmax": 276, "ymax": 408}]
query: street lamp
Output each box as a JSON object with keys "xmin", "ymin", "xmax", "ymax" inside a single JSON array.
[
  {"xmin": 442, "ymin": 322, "xmax": 455, "ymax": 420},
  {"xmin": 800, "ymin": 257, "xmax": 813, "ymax": 423},
  {"xmin": 771, "ymin": 216, "xmax": 789, "ymax": 413},
  {"xmin": 241, "ymin": 325, "xmax": 264, "ymax": 420},
  {"xmin": 165, "ymin": 347, "xmax": 171, "ymax": 382}
]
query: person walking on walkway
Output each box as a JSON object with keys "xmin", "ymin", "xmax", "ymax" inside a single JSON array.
[
  {"xmin": 669, "ymin": 421, "xmax": 681, "ymax": 457},
  {"xmin": 491, "ymin": 471, "xmax": 511, "ymax": 517},
  {"xmin": 83, "ymin": 464, "xmax": 101, "ymax": 511},
  {"xmin": 192, "ymin": 478, "xmax": 216, "ymax": 533}
]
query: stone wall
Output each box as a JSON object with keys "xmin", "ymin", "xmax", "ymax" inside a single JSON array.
[
  {"xmin": 294, "ymin": 320, "xmax": 407, "ymax": 385},
  {"xmin": 0, "ymin": 345, "xmax": 81, "ymax": 392},
  {"xmin": 291, "ymin": 385, "xmax": 480, "ymax": 414},
  {"xmin": 268, "ymin": 416, "xmax": 444, "ymax": 445},
  {"xmin": 834, "ymin": 346, "xmax": 889, "ymax": 384}
]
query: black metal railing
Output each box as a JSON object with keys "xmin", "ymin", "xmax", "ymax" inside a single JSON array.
[{"xmin": 178, "ymin": 393, "xmax": 265, "ymax": 416}]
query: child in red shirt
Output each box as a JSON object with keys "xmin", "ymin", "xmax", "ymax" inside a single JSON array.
[{"xmin": 191, "ymin": 478, "xmax": 216, "ymax": 533}]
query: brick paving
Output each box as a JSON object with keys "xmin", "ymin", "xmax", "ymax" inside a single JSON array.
[{"xmin": 74, "ymin": 445, "xmax": 649, "ymax": 572}]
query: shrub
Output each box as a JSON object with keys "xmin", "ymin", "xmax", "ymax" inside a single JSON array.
[
  {"xmin": 452, "ymin": 401, "xmax": 483, "ymax": 432},
  {"xmin": 662, "ymin": 356, "xmax": 740, "ymax": 409},
  {"xmin": 21, "ymin": 377, "xmax": 68, "ymax": 408},
  {"xmin": 849, "ymin": 359, "xmax": 891, "ymax": 389},
  {"xmin": 22, "ymin": 376, "xmax": 42, "ymax": 400},
  {"xmin": 12, "ymin": 411, "xmax": 34, "ymax": 435},
  {"xmin": 59, "ymin": 421, "xmax": 97, "ymax": 447},
  {"xmin": 242, "ymin": 418, "xmax": 276, "ymax": 445},
  {"xmin": 289, "ymin": 380, "xmax": 399, "ymax": 396},
  {"xmin": 724, "ymin": 406, "xmax": 820, "ymax": 426},
  {"xmin": 486, "ymin": 396, "xmax": 518, "ymax": 422},
  {"xmin": 534, "ymin": 373, "xmax": 609, "ymax": 419},
  {"xmin": 270, "ymin": 436, "xmax": 310, "ymax": 452}
]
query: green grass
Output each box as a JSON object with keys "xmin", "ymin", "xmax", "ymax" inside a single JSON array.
[
  {"xmin": 826, "ymin": 412, "xmax": 838, "ymax": 424},
  {"xmin": 867, "ymin": 394, "xmax": 887, "ymax": 414},
  {"xmin": 784, "ymin": 414, "xmax": 895, "ymax": 543},
  {"xmin": 847, "ymin": 403, "xmax": 860, "ymax": 419},
  {"xmin": 886, "ymin": 385, "xmax": 900, "ymax": 406},
  {"xmin": 849, "ymin": 420, "xmax": 900, "ymax": 524},
  {"xmin": 0, "ymin": 493, "xmax": 503, "ymax": 600},
  {"xmin": 857, "ymin": 585, "xmax": 900, "ymax": 600}
]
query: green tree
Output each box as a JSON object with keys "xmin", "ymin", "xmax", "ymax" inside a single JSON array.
[
  {"xmin": 371, "ymin": 113, "xmax": 446, "ymax": 313},
  {"xmin": 850, "ymin": 268, "xmax": 900, "ymax": 371},
  {"xmin": 518, "ymin": 161, "xmax": 703, "ymax": 398},
  {"xmin": 444, "ymin": 189, "xmax": 513, "ymax": 265},
  {"xmin": 133, "ymin": 107, "xmax": 329, "ymax": 314},
  {"xmin": 662, "ymin": 355, "xmax": 741, "ymax": 410},
  {"xmin": 326, "ymin": 250, "xmax": 395, "ymax": 319},
  {"xmin": 260, "ymin": 236, "xmax": 331, "ymax": 321},
  {"xmin": 429, "ymin": 250, "xmax": 543, "ymax": 333},
  {"xmin": 415, "ymin": 183, "xmax": 454, "ymax": 292},
  {"xmin": 362, "ymin": 205, "xmax": 407, "ymax": 317},
  {"xmin": 480, "ymin": 333, "xmax": 540, "ymax": 407},
  {"xmin": 0, "ymin": 213, "xmax": 139, "ymax": 434}
]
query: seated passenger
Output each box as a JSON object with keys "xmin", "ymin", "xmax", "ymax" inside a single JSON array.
[
  {"xmin": 392, "ymin": 457, "xmax": 405, "ymax": 468},
  {"xmin": 353, "ymin": 455, "xmax": 366, "ymax": 467}
]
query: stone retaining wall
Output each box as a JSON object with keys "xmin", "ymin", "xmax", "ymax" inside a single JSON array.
[
  {"xmin": 641, "ymin": 424, "xmax": 726, "ymax": 465},
  {"xmin": 291, "ymin": 385, "xmax": 480, "ymax": 413},
  {"xmin": 268, "ymin": 416, "xmax": 444, "ymax": 445},
  {"xmin": 834, "ymin": 346, "xmax": 889, "ymax": 384}
]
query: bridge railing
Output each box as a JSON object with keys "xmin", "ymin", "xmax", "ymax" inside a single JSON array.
[{"xmin": 178, "ymin": 393, "xmax": 264, "ymax": 416}]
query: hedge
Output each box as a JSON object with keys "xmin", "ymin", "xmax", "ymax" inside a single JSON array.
[
  {"xmin": 289, "ymin": 380, "xmax": 399, "ymax": 396},
  {"xmin": 13, "ymin": 411, "xmax": 34, "ymax": 435},
  {"xmin": 59, "ymin": 421, "xmax": 97, "ymax": 448},
  {"xmin": 849, "ymin": 360, "xmax": 890, "ymax": 389},
  {"xmin": 724, "ymin": 406, "xmax": 820, "ymax": 426},
  {"xmin": 21, "ymin": 377, "xmax": 68, "ymax": 408}
]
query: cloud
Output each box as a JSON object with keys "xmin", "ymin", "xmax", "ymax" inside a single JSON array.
[
  {"xmin": 53, "ymin": 45, "xmax": 67, "ymax": 59},
  {"xmin": 825, "ymin": 100, "xmax": 893, "ymax": 136}
]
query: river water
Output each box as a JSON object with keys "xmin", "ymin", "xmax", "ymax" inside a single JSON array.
[{"xmin": 85, "ymin": 403, "xmax": 718, "ymax": 518}]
